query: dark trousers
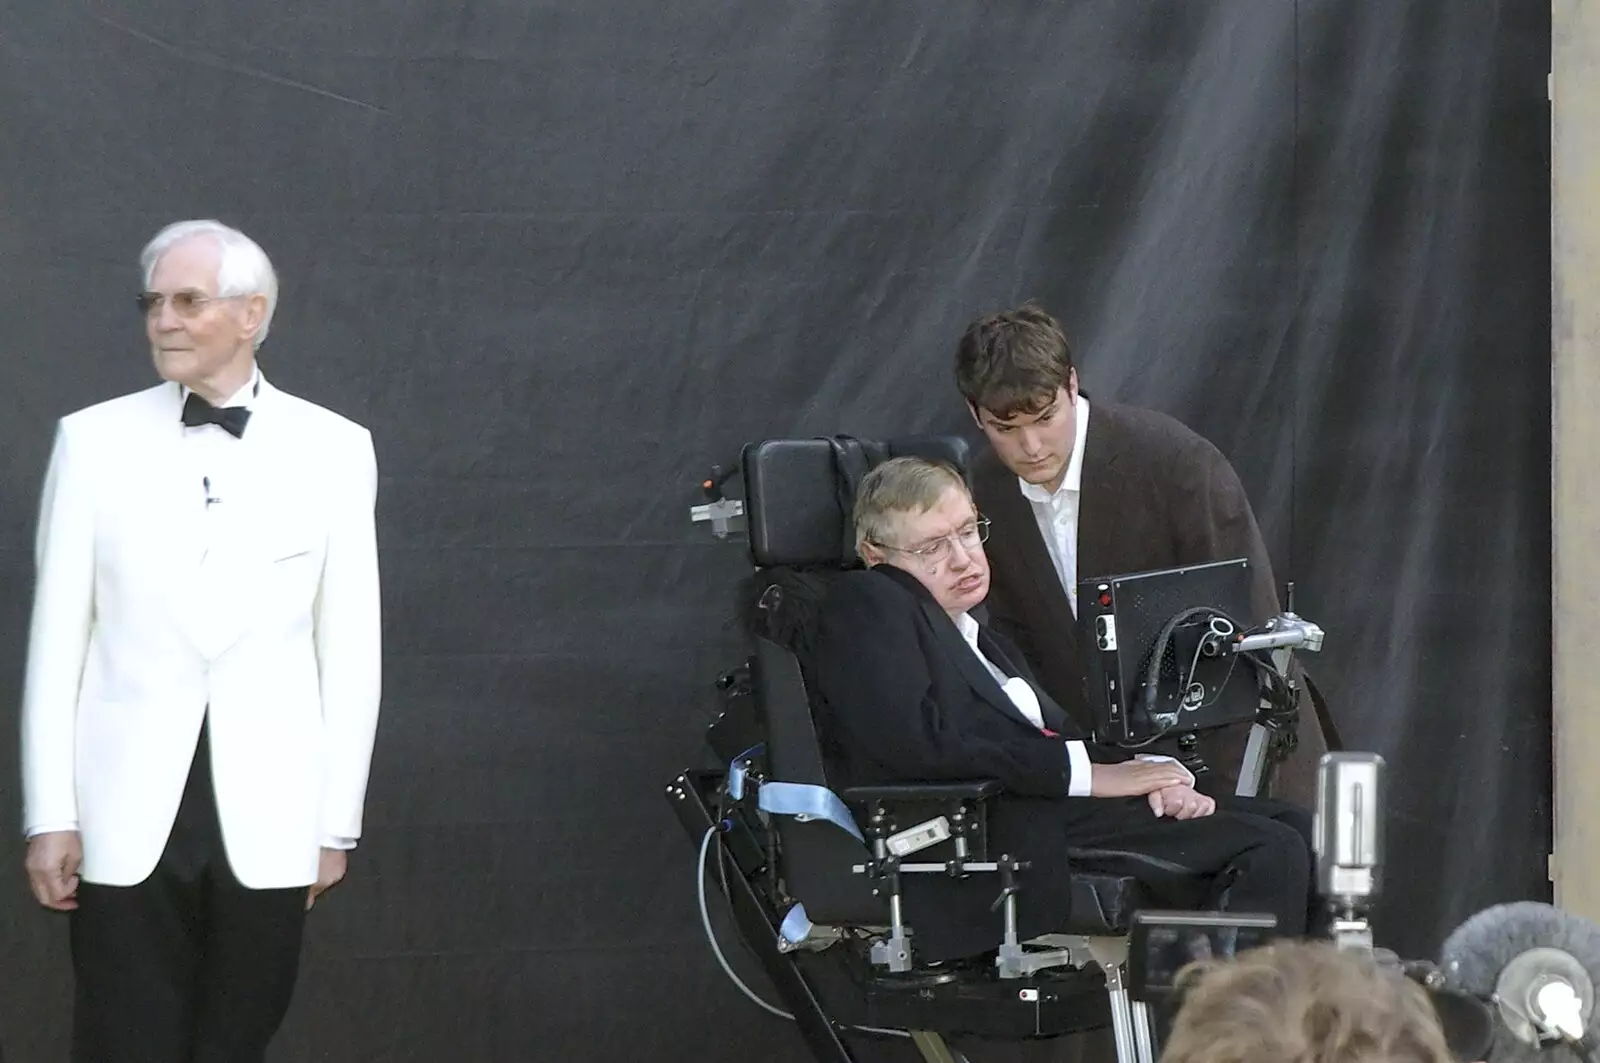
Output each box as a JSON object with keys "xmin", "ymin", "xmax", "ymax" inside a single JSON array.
[
  {"xmin": 1066, "ymin": 793, "xmax": 1317, "ymax": 936},
  {"xmin": 69, "ymin": 719, "xmax": 308, "ymax": 1063}
]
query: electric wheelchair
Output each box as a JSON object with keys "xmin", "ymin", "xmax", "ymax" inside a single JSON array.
[{"xmin": 666, "ymin": 434, "xmax": 1324, "ymax": 1063}]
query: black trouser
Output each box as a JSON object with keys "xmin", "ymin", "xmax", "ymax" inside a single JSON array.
[
  {"xmin": 1067, "ymin": 793, "xmax": 1317, "ymax": 936},
  {"xmin": 69, "ymin": 718, "xmax": 308, "ymax": 1063}
]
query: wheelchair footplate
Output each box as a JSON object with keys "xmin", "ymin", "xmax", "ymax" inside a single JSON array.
[{"xmin": 857, "ymin": 955, "xmax": 1113, "ymax": 1038}]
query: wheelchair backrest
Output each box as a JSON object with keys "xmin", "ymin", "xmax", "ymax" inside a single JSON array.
[
  {"xmin": 753, "ymin": 635, "xmax": 887, "ymax": 926},
  {"xmin": 742, "ymin": 434, "xmax": 972, "ymax": 568},
  {"xmin": 737, "ymin": 434, "xmax": 970, "ymax": 927}
]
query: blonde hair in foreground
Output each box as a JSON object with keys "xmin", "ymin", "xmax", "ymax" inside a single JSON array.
[
  {"xmin": 1161, "ymin": 941, "xmax": 1454, "ymax": 1063},
  {"xmin": 852, "ymin": 457, "xmax": 970, "ymax": 559}
]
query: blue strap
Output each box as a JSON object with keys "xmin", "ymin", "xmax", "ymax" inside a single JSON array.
[
  {"xmin": 779, "ymin": 902, "xmax": 815, "ymax": 946},
  {"xmin": 727, "ymin": 743, "xmax": 764, "ymax": 801},
  {"xmin": 757, "ymin": 781, "xmax": 864, "ymax": 842}
]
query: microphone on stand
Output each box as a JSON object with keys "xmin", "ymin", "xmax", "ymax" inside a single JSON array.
[
  {"xmin": 1440, "ymin": 902, "xmax": 1600, "ymax": 1063},
  {"xmin": 1314, "ymin": 752, "xmax": 1386, "ymax": 951},
  {"xmin": 1308, "ymin": 752, "xmax": 1594, "ymax": 1062}
]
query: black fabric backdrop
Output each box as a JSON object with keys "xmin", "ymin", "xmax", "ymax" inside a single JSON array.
[{"xmin": 0, "ymin": 2, "xmax": 1550, "ymax": 1061}]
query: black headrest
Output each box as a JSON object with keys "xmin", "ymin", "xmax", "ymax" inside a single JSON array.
[{"xmin": 742, "ymin": 434, "xmax": 971, "ymax": 568}]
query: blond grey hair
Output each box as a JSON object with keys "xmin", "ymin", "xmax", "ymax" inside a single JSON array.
[
  {"xmin": 1162, "ymin": 941, "xmax": 1454, "ymax": 1063},
  {"xmin": 852, "ymin": 457, "xmax": 971, "ymax": 558},
  {"xmin": 141, "ymin": 219, "xmax": 279, "ymax": 349}
]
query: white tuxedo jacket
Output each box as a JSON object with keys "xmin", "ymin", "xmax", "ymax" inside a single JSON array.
[{"xmin": 20, "ymin": 376, "xmax": 383, "ymax": 889}]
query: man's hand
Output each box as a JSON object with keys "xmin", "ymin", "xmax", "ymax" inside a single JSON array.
[
  {"xmin": 1148, "ymin": 784, "xmax": 1216, "ymax": 820},
  {"xmin": 25, "ymin": 830, "xmax": 83, "ymax": 911},
  {"xmin": 1090, "ymin": 760, "xmax": 1194, "ymax": 798},
  {"xmin": 305, "ymin": 847, "xmax": 348, "ymax": 911}
]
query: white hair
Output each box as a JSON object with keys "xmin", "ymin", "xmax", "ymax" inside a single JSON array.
[{"xmin": 140, "ymin": 219, "xmax": 280, "ymax": 349}]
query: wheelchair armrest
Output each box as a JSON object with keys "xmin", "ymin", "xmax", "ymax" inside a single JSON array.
[{"xmin": 842, "ymin": 780, "xmax": 1002, "ymax": 804}]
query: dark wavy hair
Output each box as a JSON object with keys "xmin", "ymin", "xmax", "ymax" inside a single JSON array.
[{"xmin": 953, "ymin": 301, "xmax": 1076, "ymax": 418}]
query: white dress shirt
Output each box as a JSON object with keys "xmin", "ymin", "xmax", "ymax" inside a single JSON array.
[
  {"xmin": 953, "ymin": 563, "xmax": 1193, "ymax": 800},
  {"xmin": 30, "ymin": 365, "xmax": 356, "ymax": 852},
  {"xmin": 1004, "ymin": 397, "xmax": 1193, "ymax": 795},
  {"xmin": 184, "ymin": 368, "xmax": 262, "ymax": 574},
  {"xmin": 1020, "ymin": 394, "xmax": 1092, "ymax": 616},
  {"xmin": 953, "ymin": 612, "xmax": 1094, "ymax": 797}
]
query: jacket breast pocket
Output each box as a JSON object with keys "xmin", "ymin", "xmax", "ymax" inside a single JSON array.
[
  {"xmin": 261, "ymin": 538, "xmax": 324, "ymax": 616},
  {"xmin": 262, "ymin": 519, "xmax": 324, "ymax": 566}
]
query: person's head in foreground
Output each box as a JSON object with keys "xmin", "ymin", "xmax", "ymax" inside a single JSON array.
[
  {"xmin": 854, "ymin": 457, "xmax": 990, "ymax": 617},
  {"xmin": 1161, "ymin": 940, "xmax": 1454, "ymax": 1063}
]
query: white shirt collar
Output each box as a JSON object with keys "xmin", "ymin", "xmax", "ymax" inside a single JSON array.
[
  {"xmin": 182, "ymin": 363, "xmax": 262, "ymax": 410},
  {"xmin": 952, "ymin": 611, "xmax": 1050, "ymax": 730},
  {"xmin": 1018, "ymin": 394, "xmax": 1090, "ymax": 503}
]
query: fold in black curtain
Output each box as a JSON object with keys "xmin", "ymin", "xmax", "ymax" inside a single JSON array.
[{"xmin": 0, "ymin": 2, "xmax": 1549, "ymax": 1060}]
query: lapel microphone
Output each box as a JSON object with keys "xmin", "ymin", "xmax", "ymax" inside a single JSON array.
[{"xmin": 203, "ymin": 476, "xmax": 222, "ymax": 507}]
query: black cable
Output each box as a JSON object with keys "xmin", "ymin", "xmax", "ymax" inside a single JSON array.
[
  {"xmin": 703, "ymin": 785, "xmax": 913, "ymax": 1041},
  {"xmin": 1126, "ymin": 607, "xmax": 1259, "ymax": 746},
  {"xmin": 1137, "ymin": 607, "xmax": 1227, "ymax": 722},
  {"xmin": 1117, "ymin": 608, "xmax": 1301, "ymax": 757},
  {"xmin": 1233, "ymin": 650, "xmax": 1297, "ymax": 721}
]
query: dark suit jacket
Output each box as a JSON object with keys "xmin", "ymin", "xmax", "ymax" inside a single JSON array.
[
  {"xmin": 971, "ymin": 399, "xmax": 1330, "ymax": 804},
  {"xmin": 809, "ymin": 563, "xmax": 1133, "ymax": 960}
]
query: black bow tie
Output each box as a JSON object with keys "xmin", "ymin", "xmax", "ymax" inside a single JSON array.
[{"xmin": 181, "ymin": 392, "xmax": 252, "ymax": 438}]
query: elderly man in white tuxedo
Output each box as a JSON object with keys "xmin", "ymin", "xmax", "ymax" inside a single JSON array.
[{"xmin": 19, "ymin": 219, "xmax": 383, "ymax": 1063}]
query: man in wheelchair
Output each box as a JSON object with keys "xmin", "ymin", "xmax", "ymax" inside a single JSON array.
[{"xmin": 807, "ymin": 454, "xmax": 1318, "ymax": 965}]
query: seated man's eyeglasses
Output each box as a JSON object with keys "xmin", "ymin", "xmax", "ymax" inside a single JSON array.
[{"xmin": 870, "ymin": 516, "xmax": 991, "ymax": 568}]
